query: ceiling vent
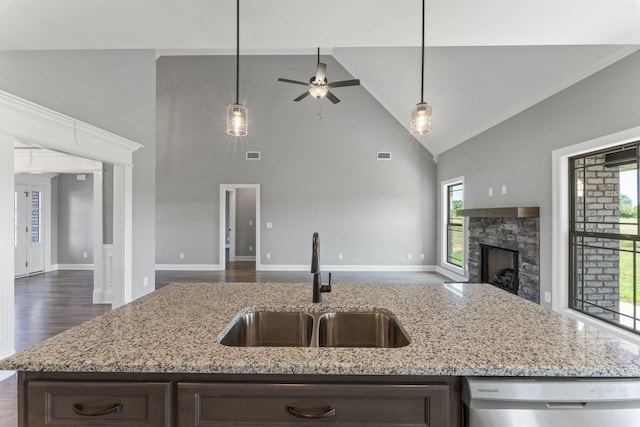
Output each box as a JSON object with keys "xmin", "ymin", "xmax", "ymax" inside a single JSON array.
[
  {"xmin": 377, "ymin": 151, "xmax": 392, "ymax": 160},
  {"xmin": 246, "ymin": 151, "xmax": 261, "ymax": 160}
]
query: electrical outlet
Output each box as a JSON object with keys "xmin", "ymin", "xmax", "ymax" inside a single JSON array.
[
  {"xmin": 266, "ymin": 222, "xmax": 273, "ymax": 229},
  {"xmin": 266, "ymin": 252, "xmax": 271, "ymax": 260},
  {"xmin": 249, "ymin": 220, "xmax": 253, "ymax": 226},
  {"xmin": 249, "ymin": 246, "xmax": 253, "ymax": 252},
  {"xmin": 544, "ymin": 292, "xmax": 551, "ymax": 304},
  {"xmin": 82, "ymin": 252, "xmax": 88, "ymax": 259},
  {"xmin": 502, "ymin": 185, "xmax": 507, "ymax": 194},
  {"xmin": 338, "ymin": 252, "xmax": 343, "ymax": 260},
  {"xmin": 488, "ymin": 187, "xmax": 493, "ymax": 196},
  {"xmin": 179, "ymin": 252, "xmax": 184, "ymax": 259},
  {"xmin": 420, "ymin": 253, "xmax": 425, "ymax": 260},
  {"xmin": 407, "ymin": 253, "xmax": 412, "ymax": 260},
  {"xmin": 143, "ymin": 277, "xmax": 149, "ymax": 287}
]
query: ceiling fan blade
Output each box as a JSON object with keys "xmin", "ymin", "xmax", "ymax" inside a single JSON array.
[
  {"xmin": 315, "ymin": 63, "xmax": 327, "ymax": 83},
  {"xmin": 328, "ymin": 79, "xmax": 361, "ymax": 88},
  {"xmin": 293, "ymin": 91, "xmax": 311, "ymax": 102},
  {"xmin": 278, "ymin": 78, "xmax": 309, "ymax": 86},
  {"xmin": 325, "ymin": 91, "xmax": 341, "ymax": 104}
]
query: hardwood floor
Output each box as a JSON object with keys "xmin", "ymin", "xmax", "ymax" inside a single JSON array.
[{"xmin": 0, "ymin": 265, "xmax": 447, "ymax": 427}]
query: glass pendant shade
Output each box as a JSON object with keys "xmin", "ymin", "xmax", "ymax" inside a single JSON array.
[
  {"xmin": 410, "ymin": 102, "xmax": 432, "ymax": 135},
  {"xmin": 309, "ymin": 84, "xmax": 329, "ymax": 99},
  {"xmin": 226, "ymin": 103, "xmax": 248, "ymax": 136}
]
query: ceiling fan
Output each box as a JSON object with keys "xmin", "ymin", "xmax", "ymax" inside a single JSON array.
[{"xmin": 277, "ymin": 48, "xmax": 360, "ymax": 104}]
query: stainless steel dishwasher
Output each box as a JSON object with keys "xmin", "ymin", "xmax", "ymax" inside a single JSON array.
[{"xmin": 462, "ymin": 377, "xmax": 640, "ymax": 427}]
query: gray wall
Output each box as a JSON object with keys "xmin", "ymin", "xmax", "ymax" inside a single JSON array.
[
  {"xmin": 437, "ymin": 51, "xmax": 640, "ymax": 307},
  {"xmin": 235, "ymin": 188, "xmax": 256, "ymax": 257},
  {"xmin": 156, "ymin": 55, "xmax": 437, "ymax": 267},
  {"xmin": 0, "ymin": 50, "xmax": 156, "ymax": 299},
  {"xmin": 55, "ymin": 174, "xmax": 93, "ymax": 264}
]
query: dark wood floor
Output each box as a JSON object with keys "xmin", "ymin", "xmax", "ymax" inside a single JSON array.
[{"xmin": 0, "ymin": 264, "xmax": 446, "ymax": 427}]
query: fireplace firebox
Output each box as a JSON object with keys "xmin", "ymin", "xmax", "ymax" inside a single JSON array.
[{"xmin": 481, "ymin": 244, "xmax": 519, "ymax": 295}]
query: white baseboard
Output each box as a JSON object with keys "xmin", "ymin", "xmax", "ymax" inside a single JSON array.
[
  {"xmin": 259, "ymin": 264, "xmax": 437, "ymax": 272},
  {"xmin": 53, "ymin": 263, "xmax": 94, "ymax": 271},
  {"xmin": 435, "ymin": 266, "xmax": 468, "ymax": 282},
  {"xmin": 155, "ymin": 264, "xmax": 223, "ymax": 271},
  {"xmin": 234, "ymin": 256, "xmax": 256, "ymax": 261}
]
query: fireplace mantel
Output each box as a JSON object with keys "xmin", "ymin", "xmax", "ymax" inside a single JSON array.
[{"xmin": 457, "ymin": 206, "xmax": 539, "ymax": 218}]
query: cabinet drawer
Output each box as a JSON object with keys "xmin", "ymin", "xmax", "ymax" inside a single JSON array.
[
  {"xmin": 27, "ymin": 381, "xmax": 171, "ymax": 426},
  {"xmin": 178, "ymin": 382, "xmax": 449, "ymax": 426}
]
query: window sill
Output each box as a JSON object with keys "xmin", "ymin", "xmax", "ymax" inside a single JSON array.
[{"xmin": 559, "ymin": 308, "xmax": 640, "ymax": 346}]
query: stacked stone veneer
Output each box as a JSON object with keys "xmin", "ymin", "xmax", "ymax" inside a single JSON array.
[
  {"xmin": 468, "ymin": 217, "xmax": 540, "ymax": 304},
  {"xmin": 573, "ymin": 154, "xmax": 620, "ymax": 321}
]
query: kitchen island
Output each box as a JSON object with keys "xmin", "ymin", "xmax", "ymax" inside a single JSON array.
[{"xmin": 2, "ymin": 281, "xmax": 640, "ymax": 426}]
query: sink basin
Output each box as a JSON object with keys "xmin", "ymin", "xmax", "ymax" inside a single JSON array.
[
  {"xmin": 219, "ymin": 310, "xmax": 410, "ymax": 348},
  {"xmin": 219, "ymin": 311, "xmax": 314, "ymax": 347},
  {"xmin": 318, "ymin": 312, "xmax": 410, "ymax": 348}
]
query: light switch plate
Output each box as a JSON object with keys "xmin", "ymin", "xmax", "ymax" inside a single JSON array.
[{"xmin": 266, "ymin": 222, "xmax": 273, "ymax": 229}]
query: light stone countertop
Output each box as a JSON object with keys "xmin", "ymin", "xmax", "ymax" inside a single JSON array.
[{"xmin": 2, "ymin": 281, "xmax": 640, "ymax": 377}]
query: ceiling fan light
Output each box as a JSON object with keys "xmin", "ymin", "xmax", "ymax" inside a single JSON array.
[
  {"xmin": 309, "ymin": 84, "xmax": 329, "ymax": 99},
  {"xmin": 410, "ymin": 102, "xmax": 432, "ymax": 135},
  {"xmin": 227, "ymin": 103, "xmax": 248, "ymax": 136}
]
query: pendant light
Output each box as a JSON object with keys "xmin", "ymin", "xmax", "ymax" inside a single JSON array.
[
  {"xmin": 226, "ymin": 0, "xmax": 247, "ymax": 136},
  {"xmin": 410, "ymin": 0, "xmax": 432, "ymax": 135}
]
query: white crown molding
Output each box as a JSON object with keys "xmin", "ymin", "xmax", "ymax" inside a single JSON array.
[
  {"xmin": 156, "ymin": 48, "xmax": 334, "ymax": 59},
  {"xmin": 0, "ymin": 90, "xmax": 142, "ymax": 166}
]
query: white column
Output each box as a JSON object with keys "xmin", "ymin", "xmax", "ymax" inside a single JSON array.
[
  {"xmin": 92, "ymin": 170, "xmax": 104, "ymax": 303},
  {"xmin": 112, "ymin": 164, "xmax": 133, "ymax": 308},
  {"xmin": 0, "ymin": 136, "xmax": 15, "ymax": 365}
]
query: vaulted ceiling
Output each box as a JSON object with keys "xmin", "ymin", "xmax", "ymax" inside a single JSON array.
[{"xmin": 2, "ymin": 0, "xmax": 639, "ymax": 156}]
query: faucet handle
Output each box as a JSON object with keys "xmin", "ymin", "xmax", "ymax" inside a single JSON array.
[{"xmin": 320, "ymin": 272, "xmax": 332, "ymax": 293}]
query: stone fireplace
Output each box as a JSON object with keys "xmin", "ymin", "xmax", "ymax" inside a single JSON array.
[{"xmin": 459, "ymin": 207, "xmax": 540, "ymax": 303}]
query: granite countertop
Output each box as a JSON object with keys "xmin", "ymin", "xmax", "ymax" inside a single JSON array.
[{"xmin": 2, "ymin": 282, "xmax": 640, "ymax": 377}]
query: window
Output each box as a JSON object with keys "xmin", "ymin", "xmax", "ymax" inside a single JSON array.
[
  {"xmin": 570, "ymin": 142, "xmax": 640, "ymax": 333},
  {"xmin": 445, "ymin": 181, "xmax": 464, "ymax": 269},
  {"xmin": 30, "ymin": 191, "xmax": 41, "ymax": 243}
]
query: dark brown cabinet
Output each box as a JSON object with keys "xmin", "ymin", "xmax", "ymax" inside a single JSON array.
[
  {"xmin": 177, "ymin": 382, "xmax": 450, "ymax": 426},
  {"xmin": 26, "ymin": 381, "xmax": 171, "ymax": 427}
]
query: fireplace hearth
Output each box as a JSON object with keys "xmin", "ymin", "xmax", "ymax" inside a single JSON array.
[{"xmin": 459, "ymin": 207, "xmax": 540, "ymax": 304}]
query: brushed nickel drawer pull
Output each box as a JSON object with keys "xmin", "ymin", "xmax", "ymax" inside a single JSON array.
[
  {"xmin": 73, "ymin": 403, "xmax": 123, "ymax": 416},
  {"xmin": 287, "ymin": 405, "xmax": 336, "ymax": 419}
]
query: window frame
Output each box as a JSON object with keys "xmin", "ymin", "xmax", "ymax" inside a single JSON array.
[
  {"xmin": 552, "ymin": 125, "xmax": 640, "ymax": 346},
  {"xmin": 441, "ymin": 177, "xmax": 465, "ymax": 275}
]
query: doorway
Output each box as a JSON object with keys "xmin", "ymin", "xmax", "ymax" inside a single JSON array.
[
  {"xmin": 14, "ymin": 184, "xmax": 45, "ymax": 276},
  {"xmin": 219, "ymin": 184, "xmax": 260, "ymax": 270}
]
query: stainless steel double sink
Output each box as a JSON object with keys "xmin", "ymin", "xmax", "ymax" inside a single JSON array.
[{"xmin": 219, "ymin": 310, "xmax": 410, "ymax": 348}]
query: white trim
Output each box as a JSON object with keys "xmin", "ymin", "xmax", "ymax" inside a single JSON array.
[
  {"xmin": 229, "ymin": 189, "xmax": 236, "ymax": 262},
  {"xmin": 0, "ymin": 370, "xmax": 15, "ymax": 382},
  {"xmin": 14, "ymin": 149, "xmax": 102, "ymax": 174},
  {"xmin": 259, "ymin": 264, "xmax": 437, "ymax": 272},
  {"xmin": 156, "ymin": 48, "xmax": 334, "ymax": 59},
  {"xmin": 234, "ymin": 256, "xmax": 256, "ymax": 261},
  {"xmin": 53, "ymin": 264, "xmax": 94, "ymax": 270},
  {"xmin": 552, "ymin": 125, "xmax": 640, "ymax": 330},
  {"xmin": 219, "ymin": 184, "xmax": 261, "ymax": 271},
  {"xmin": 156, "ymin": 264, "xmax": 223, "ymax": 271},
  {"xmin": 436, "ymin": 266, "xmax": 468, "ymax": 282},
  {"xmin": 440, "ymin": 176, "xmax": 466, "ymax": 274},
  {"xmin": 92, "ymin": 171, "xmax": 103, "ymax": 303},
  {"xmin": 0, "ymin": 90, "xmax": 142, "ymax": 166}
]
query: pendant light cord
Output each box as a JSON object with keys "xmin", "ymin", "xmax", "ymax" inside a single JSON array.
[
  {"xmin": 236, "ymin": 0, "xmax": 240, "ymax": 104},
  {"xmin": 420, "ymin": 0, "xmax": 425, "ymax": 103}
]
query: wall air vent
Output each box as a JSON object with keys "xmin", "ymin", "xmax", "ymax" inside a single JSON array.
[
  {"xmin": 377, "ymin": 151, "xmax": 392, "ymax": 160},
  {"xmin": 246, "ymin": 151, "xmax": 261, "ymax": 160}
]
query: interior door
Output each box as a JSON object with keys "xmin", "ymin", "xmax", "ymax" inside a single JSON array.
[
  {"xmin": 27, "ymin": 189, "xmax": 45, "ymax": 274},
  {"xmin": 14, "ymin": 185, "xmax": 45, "ymax": 277},
  {"xmin": 14, "ymin": 185, "xmax": 27, "ymax": 276}
]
